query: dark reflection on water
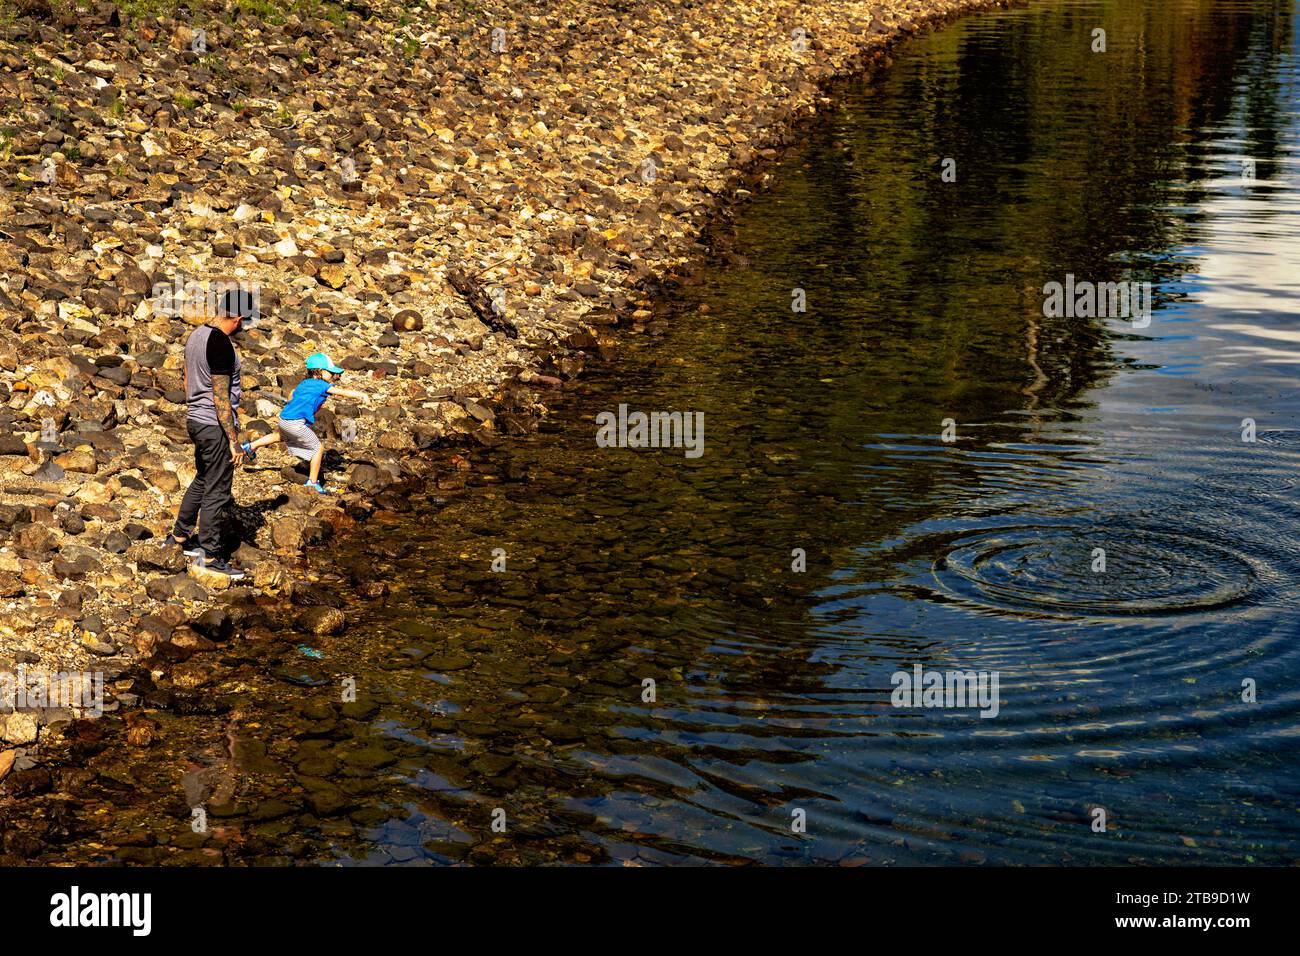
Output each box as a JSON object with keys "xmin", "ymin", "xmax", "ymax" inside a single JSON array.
[{"xmin": 30, "ymin": 0, "xmax": 1300, "ymax": 864}]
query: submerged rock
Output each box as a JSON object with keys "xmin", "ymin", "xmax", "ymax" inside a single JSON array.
[{"xmin": 299, "ymin": 606, "xmax": 346, "ymax": 636}]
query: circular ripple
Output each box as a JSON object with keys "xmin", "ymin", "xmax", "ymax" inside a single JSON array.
[
  {"xmin": 1253, "ymin": 428, "xmax": 1300, "ymax": 447},
  {"xmin": 1195, "ymin": 470, "xmax": 1298, "ymax": 498},
  {"xmin": 931, "ymin": 525, "xmax": 1262, "ymax": 618}
]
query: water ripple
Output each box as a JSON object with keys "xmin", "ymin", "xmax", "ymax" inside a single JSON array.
[{"xmin": 927, "ymin": 523, "xmax": 1269, "ymax": 618}]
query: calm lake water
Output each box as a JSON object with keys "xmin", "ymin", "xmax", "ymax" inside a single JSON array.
[{"xmin": 22, "ymin": 0, "xmax": 1300, "ymax": 865}]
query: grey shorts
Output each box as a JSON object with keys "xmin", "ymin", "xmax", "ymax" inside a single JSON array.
[{"xmin": 278, "ymin": 418, "xmax": 321, "ymax": 460}]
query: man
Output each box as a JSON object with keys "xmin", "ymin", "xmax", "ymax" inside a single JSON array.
[{"xmin": 168, "ymin": 288, "xmax": 255, "ymax": 579}]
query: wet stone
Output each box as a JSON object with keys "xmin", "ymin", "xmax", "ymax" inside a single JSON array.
[
  {"xmin": 469, "ymin": 754, "xmax": 517, "ymax": 778},
  {"xmin": 340, "ymin": 699, "xmax": 380, "ymax": 721},
  {"xmin": 299, "ymin": 607, "xmax": 347, "ymax": 636},
  {"xmin": 424, "ymin": 654, "xmax": 474, "ymax": 672},
  {"xmin": 344, "ymin": 746, "xmax": 397, "ymax": 772}
]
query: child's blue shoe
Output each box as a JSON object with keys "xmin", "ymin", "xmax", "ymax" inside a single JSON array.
[{"xmin": 304, "ymin": 480, "xmax": 328, "ymax": 494}]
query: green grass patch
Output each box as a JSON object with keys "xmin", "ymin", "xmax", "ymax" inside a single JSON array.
[
  {"xmin": 265, "ymin": 104, "xmax": 293, "ymax": 127},
  {"xmin": 231, "ymin": 0, "xmax": 348, "ymax": 27},
  {"xmin": 114, "ymin": 0, "xmax": 185, "ymax": 22},
  {"xmin": 0, "ymin": 0, "xmax": 352, "ymax": 28},
  {"xmin": 395, "ymin": 34, "xmax": 420, "ymax": 60},
  {"xmin": 0, "ymin": 0, "xmax": 179, "ymax": 24}
]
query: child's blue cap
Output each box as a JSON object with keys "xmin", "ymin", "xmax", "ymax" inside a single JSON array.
[{"xmin": 306, "ymin": 352, "xmax": 344, "ymax": 374}]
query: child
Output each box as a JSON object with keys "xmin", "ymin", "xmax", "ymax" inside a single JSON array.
[{"xmin": 242, "ymin": 353, "xmax": 366, "ymax": 494}]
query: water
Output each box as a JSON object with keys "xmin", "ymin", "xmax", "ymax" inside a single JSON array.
[{"xmin": 17, "ymin": 0, "xmax": 1300, "ymax": 865}]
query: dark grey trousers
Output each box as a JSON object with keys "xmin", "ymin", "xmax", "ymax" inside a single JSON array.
[{"xmin": 172, "ymin": 419, "xmax": 235, "ymax": 559}]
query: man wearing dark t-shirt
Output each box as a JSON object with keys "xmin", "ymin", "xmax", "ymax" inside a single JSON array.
[{"xmin": 169, "ymin": 289, "xmax": 255, "ymax": 578}]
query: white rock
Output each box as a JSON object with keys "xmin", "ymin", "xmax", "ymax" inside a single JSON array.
[
  {"xmin": 58, "ymin": 301, "xmax": 92, "ymax": 322},
  {"xmin": 1, "ymin": 712, "xmax": 38, "ymax": 746}
]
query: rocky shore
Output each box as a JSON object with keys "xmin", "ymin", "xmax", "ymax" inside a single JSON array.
[{"xmin": 0, "ymin": 0, "xmax": 1003, "ymax": 780}]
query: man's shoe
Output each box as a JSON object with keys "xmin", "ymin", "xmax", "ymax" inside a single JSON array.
[
  {"xmin": 169, "ymin": 535, "xmax": 204, "ymax": 558},
  {"xmin": 205, "ymin": 559, "xmax": 246, "ymax": 581}
]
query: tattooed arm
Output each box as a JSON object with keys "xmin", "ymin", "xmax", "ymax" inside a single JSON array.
[{"xmin": 212, "ymin": 373, "xmax": 245, "ymax": 463}]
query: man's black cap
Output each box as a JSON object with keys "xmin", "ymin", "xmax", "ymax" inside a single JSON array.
[{"xmin": 219, "ymin": 288, "xmax": 259, "ymax": 322}]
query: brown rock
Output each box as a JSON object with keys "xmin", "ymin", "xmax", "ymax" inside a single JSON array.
[
  {"xmin": 392, "ymin": 309, "xmax": 424, "ymax": 331},
  {"xmin": 133, "ymin": 543, "xmax": 185, "ymax": 573},
  {"xmin": 270, "ymin": 515, "xmax": 306, "ymax": 550},
  {"xmin": 377, "ymin": 429, "xmax": 415, "ymax": 451},
  {"xmin": 252, "ymin": 561, "xmax": 285, "ymax": 590},
  {"xmin": 300, "ymin": 606, "xmax": 346, "ymax": 636},
  {"xmin": 147, "ymin": 471, "xmax": 181, "ymax": 494},
  {"xmin": 170, "ymin": 625, "xmax": 217, "ymax": 652},
  {"xmin": 14, "ymin": 523, "xmax": 57, "ymax": 557},
  {"xmin": 54, "ymin": 448, "xmax": 97, "ymax": 474},
  {"xmin": 117, "ymin": 266, "xmax": 152, "ymax": 295},
  {"xmin": 348, "ymin": 463, "xmax": 389, "ymax": 494},
  {"xmin": 74, "ymin": 480, "xmax": 115, "ymax": 504},
  {"xmin": 189, "ymin": 563, "xmax": 232, "ymax": 590},
  {"xmin": 170, "ymin": 660, "xmax": 218, "ymax": 690},
  {"xmin": 318, "ymin": 263, "xmax": 348, "ymax": 289},
  {"xmin": 283, "ymin": 484, "xmax": 325, "ymax": 514},
  {"xmin": 125, "ymin": 712, "xmax": 160, "ymax": 748},
  {"xmin": 53, "ymin": 552, "xmax": 101, "ymax": 579}
]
